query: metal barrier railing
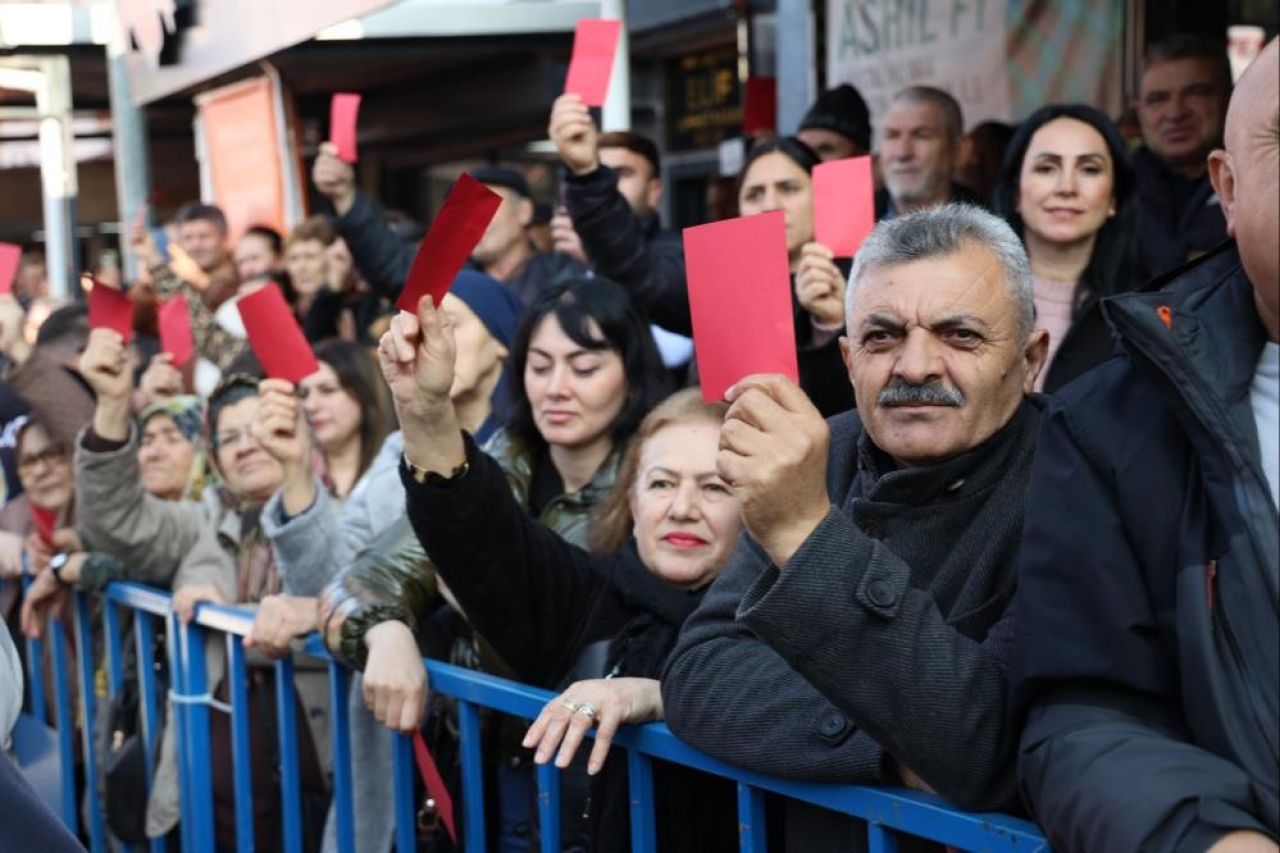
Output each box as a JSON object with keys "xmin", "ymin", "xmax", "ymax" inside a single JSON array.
[{"xmin": 13, "ymin": 579, "xmax": 1050, "ymax": 852}]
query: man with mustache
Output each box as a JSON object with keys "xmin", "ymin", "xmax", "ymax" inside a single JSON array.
[{"xmin": 662, "ymin": 204, "xmax": 1049, "ymax": 845}]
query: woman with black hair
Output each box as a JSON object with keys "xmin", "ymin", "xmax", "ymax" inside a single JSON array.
[
  {"xmin": 992, "ymin": 104, "xmax": 1140, "ymax": 393},
  {"xmin": 737, "ymin": 137, "xmax": 857, "ymax": 415},
  {"xmin": 488, "ymin": 276, "xmax": 672, "ymax": 540},
  {"xmin": 320, "ymin": 277, "xmax": 671, "ymax": 851}
]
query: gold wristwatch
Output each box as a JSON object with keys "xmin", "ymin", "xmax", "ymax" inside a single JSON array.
[{"xmin": 403, "ymin": 453, "xmax": 469, "ymax": 485}]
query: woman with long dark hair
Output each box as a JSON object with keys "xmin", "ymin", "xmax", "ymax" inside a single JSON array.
[
  {"xmin": 993, "ymin": 104, "xmax": 1140, "ymax": 392},
  {"xmin": 318, "ymin": 277, "xmax": 671, "ymax": 851}
]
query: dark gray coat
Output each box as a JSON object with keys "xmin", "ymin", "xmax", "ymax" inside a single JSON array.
[{"xmin": 661, "ymin": 399, "xmax": 1042, "ymax": 824}]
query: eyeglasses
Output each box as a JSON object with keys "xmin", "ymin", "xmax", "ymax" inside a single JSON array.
[{"xmin": 17, "ymin": 445, "xmax": 68, "ymax": 473}]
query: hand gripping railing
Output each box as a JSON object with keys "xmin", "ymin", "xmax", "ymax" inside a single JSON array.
[{"xmin": 17, "ymin": 579, "xmax": 1049, "ymax": 853}]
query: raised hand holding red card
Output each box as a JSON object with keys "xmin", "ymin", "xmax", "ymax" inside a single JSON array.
[
  {"xmin": 683, "ymin": 211, "xmax": 798, "ymax": 401},
  {"xmin": 158, "ymin": 296, "xmax": 195, "ymax": 366},
  {"xmin": 563, "ymin": 19, "xmax": 622, "ymax": 107},
  {"xmin": 87, "ymin": 282, "xmax": 135, "ymax": 343},
  {"xmin": 0, "ymin": 243, "xmax": 20, "ymax": 295},
  {"xmin": 330, "ymin": 93, "xmax": 361, "ymax": 164},
  {"xmin": 813, "ymin": 156, "xmax": 876, "ymax": 257},
  {"xmin": 395, "ymin": 174, "xmax": 503, "ymax": 313},
  {"xmin": 237, "ymin": 283, "xmax": 319, "ymax": 384}
]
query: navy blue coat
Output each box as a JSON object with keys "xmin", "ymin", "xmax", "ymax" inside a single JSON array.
[{"xmin": 1014, "ymin": 242, "xmax": 1279, "ymax": 851}]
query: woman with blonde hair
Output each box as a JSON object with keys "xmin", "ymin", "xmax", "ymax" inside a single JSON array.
[{"xmin": 328, "ymin": 291, "xmax": 747, "ymax": 850}]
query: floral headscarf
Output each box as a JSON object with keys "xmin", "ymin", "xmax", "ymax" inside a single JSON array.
[{"xmin": 139, "ymin": 395, "xmax": 210, "ymax": 501}]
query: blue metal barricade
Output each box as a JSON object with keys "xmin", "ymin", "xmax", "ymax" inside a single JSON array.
[{"xmin": 8, "ymin": 580, "xmax": 1050, "ymax": 852}]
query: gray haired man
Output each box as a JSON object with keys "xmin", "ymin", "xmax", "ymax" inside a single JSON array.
[{"xmin": 662, "ymin": 204, "xmax": 1049, "ymax": 839}]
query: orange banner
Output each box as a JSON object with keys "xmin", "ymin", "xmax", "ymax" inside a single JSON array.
[{"xmin": 195, "ymin": 76, "xmax": 292, "ymax": 241}]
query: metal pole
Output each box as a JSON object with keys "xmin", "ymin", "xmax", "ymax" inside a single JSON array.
[
  {"xmin": 34, "ymin": 56, "xmax": 78, "ymax": 301},
  {"xmin": 600, "ymin": 0, "xmax": 630, "ymax": 131},
  {"xmin": 107, "ymin": 18, "xmax": 152, "ymax": 282},
  {"xmin": 776, "ymin": 0, "xmax": 816, "ymax": 135}
]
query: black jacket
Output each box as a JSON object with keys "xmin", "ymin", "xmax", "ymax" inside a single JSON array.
[
  {"xmin": 1013, "ymin": 242, "xmax": 1279, "ymax": 851},
  {"xmin": 662, "ymin": 398, "xmax": 1043, "ymax": 833},
  {"xmin": 402, "ymin": 433, "xmax": 737, "ymax": 853},
  {"xmin": 565, "ymin": 165, "xmax": 689, "ymax": 336},
  {"xmin": 1132, "ymin": 146, "xmax": 1228, "ymax": 282},
  {"xmin": 330, "ymin": 190, "xmax": 585, "ymax": 306}
]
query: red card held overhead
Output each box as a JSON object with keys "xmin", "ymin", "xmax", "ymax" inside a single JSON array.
[
  {"xmin": 683, "ymin": 211, "xmax": 798, "ymax": 402},
  {"xmin": 742, "ymin": 76, "xmax": 777, "ymax": 135},
  {"xmin": 236, "ymin": 283, "xmax": 319, "ymax": 384},
  {"xmin": 87, "ymin": 282, "xmax": 135, "ymax": 343},
  {"xmin": 396, "ymin": 173, "xmax": 504, "ymax": 313},
  {"xmin": 813, "ymin": 155, "xmax": 876, "ymax": 258},
  {"xmin": 330, "ymin": 93, "xmax": 361, "ymax": 164},
  {"xmin": 158, "ymin": 296, "xmax": 195, "ymax": 366},
  {"xmin": 563, "ymin": 18, "xmax": 622, "ymax": 107},
  {"xmin": 0, "ymin": 242, "xmax": 20, "ymax": 295}
]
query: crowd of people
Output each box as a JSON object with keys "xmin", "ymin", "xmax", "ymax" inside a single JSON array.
[{"xmin": 0, "ymin": 30, "xmax": 1275, "ymax": 853}]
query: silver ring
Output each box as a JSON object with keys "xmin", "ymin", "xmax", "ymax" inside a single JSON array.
[
  {"xmin": 560, "ymin": 698, "xmax": 582, "ymax": 713},
  {"xmin": 574, "ymin": 702, "xmax": 598, "ymax": 719}
]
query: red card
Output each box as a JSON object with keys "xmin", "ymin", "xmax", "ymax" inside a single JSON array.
[
  {"xmin": 87, "ymin": 282, "xmax": 135, "ymax": 343},
  {"xmin": 0, "ymin": 243, "xmax": 20, "ymax": 295},
  {"xmin": 236, "ymin": 283, "xmax": 319, "ymax": 384},
  {"xmin": 413, "ymin": 731, "xmax": 457, "ymax": 843},
  {"xmin": 563, "ymin": 19, "xmax": 622, "ymax": 107},
  {"xmin": 742, "ymin": 76, "xmax": 777, "ymax": 135},
  {"xmin": 395, "ymin": 174, "xmax": 504, "ymax": 313},
  {"xmin": 683, "ymin": 211, "xmax": 798, "ymax": 401},
  {"xmin": 813, "ymin": 156, "xmax": 876, "ymax": 257},
  {"xmin": 158, "ymin": 296, "xmax": 195, "ymax": 366},
  {"xmin": 330, "ymin": 93, "xmax": 361, "ymax": 164},
  {"xmin": 30, "ymin": 504, "xmax": 56, "ymax": 549}
]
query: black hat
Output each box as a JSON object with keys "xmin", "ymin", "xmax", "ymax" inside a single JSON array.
[
  {"xmin": 799, "ymin": 84, "xmax": 873, "ymax": 153},
  {"xmin": 469, "ymin": 166, "xmax": 532, "ymax": 199}
]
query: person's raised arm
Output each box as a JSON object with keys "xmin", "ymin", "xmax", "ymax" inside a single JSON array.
[
  {"xmin": 313, "ymin": 142, "xmax": 416, "ymax": 299},
  {"xmin": 80, "ymin": 328, "xmax": 133, "ymax": 443},
  {"xmin": 549, "ymin": 94, "xmax": 692, "ymax": 334},
  {"xmin": 129, "ymin": 214, "xmax": 248, "ymax": 370},
  {"xmin": 76, "ymin": 328, "xmax": 206, "ymax": 578},
  {"xmin": 254, "ymin": 378, "xmax": 319, "ymax": 518},
  {"xmin": 376, "ymin": 296, "xmax": 465, "ymax": 477}
]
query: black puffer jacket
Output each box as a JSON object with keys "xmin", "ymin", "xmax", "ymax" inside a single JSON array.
[{"xmin": 1014, "ymin": 242, "xmax": 1279, "ymax": 851}]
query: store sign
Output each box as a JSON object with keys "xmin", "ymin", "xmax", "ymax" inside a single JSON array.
[
  {"xmin": 666, "ymin": 46, "xmax": 743, "ymax": 151},
  {"xmin": 195, "ymin": 76, "xmax": 295, "ymax": 240},
  {"xmin": 826, "ymin": 0, "xmax": 1123, "ymax": 133}
]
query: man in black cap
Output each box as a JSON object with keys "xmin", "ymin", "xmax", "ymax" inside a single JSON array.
[
  {"xmin": 312, "ymin": 147, "xmax": 584, "ymax": 305},
  {"xmin": 797, "ymin": 83, "xmax": 873, "ymax": 162}
]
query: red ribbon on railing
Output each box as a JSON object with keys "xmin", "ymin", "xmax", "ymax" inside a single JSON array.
[{"xmin": 412, "ymin": 730, "xmax": 457, "ymax": 843}]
